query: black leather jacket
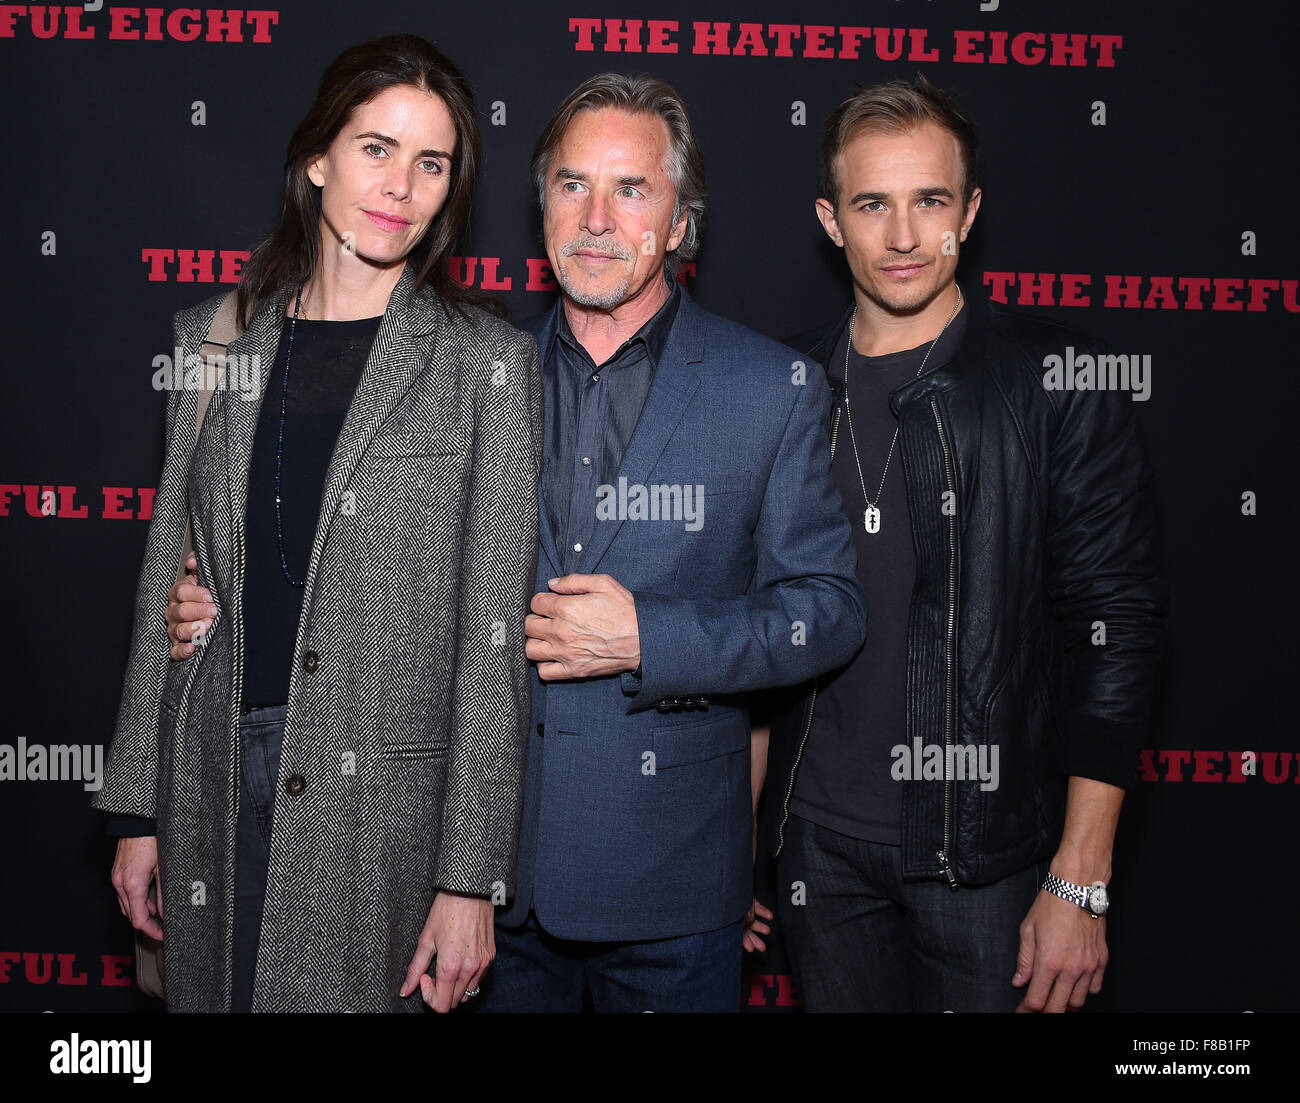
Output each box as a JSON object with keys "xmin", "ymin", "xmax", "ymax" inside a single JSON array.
[{"xmin": 759, "ymin": 295, "xmax": 1167, "ymax": 886}]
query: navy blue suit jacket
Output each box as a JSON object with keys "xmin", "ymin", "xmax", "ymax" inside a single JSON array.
[{"xmin": 501, "ymin": 285, "xmax": 865, "ymax": 940}]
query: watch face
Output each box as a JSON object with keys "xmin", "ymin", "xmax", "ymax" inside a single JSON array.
[{"xmin": 1089, "ymin": 882, "xmax": 1109, "ymax": 914}]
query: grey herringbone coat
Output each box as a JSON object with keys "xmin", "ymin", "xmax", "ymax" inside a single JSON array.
[{"xmin": 92, "ymin": 262, "xmax": 540, "ymax": 1012}]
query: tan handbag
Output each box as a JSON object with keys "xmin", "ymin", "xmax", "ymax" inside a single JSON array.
[{"xmin": 135, "ymin": 289, "xmax": 244, "ymax": 1001}]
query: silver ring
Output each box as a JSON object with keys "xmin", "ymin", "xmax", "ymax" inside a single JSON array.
[{"xmin": 464, "ymin": 986, "xmax": 481, "ymax": 998}]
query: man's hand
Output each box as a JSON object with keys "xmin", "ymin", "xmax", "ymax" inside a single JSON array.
[
  {"xmin": 399, "ymin": 891, "xmax": 495, "ymax": 1012},
  {"xmin": 167, "ymin": 555, "xmax": 216, "ymax": 660},
  {"xmin": 1012, "ymin": 890, "xmax": 1108, "ymax": 1012},
  {"xmin": 743, "ymin": 898, "xmax": 773, "ymax": 953},
  {"xmin": 111, "ymin": 836, "xmax": 163, "ymax": 941},
  {"xmin": 525, "ymin": 573, "xmax": 640, "ymax": 681},
  {"xmin": 1013, "ymin": 776, "xmax": 1121, "ymax": 1011}
]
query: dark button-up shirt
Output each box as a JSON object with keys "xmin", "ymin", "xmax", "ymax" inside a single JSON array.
[{"xmin": 542, "ymin": 281, "xmax": 681, "ymax": 576}]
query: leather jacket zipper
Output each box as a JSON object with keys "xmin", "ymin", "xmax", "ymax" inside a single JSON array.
[
  {"xmin": 780, "ymin": 384, "xmax": 959, "ymax": 890},
  {"xmin": 930, "ymin": 397, "xmax": 959, "ymax": 890},
  {"xmin": 775, "ymin": 399, "xmax": 843, "ymax": 854}
]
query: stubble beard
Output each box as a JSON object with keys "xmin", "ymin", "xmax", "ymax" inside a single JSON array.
[
  {"xmin": 859, "ymin": 265, "xmax": 950, "ymax": 318},
  {"xmin": 555, "ymin": 258, "xmax": 633, "ymax": 310}
]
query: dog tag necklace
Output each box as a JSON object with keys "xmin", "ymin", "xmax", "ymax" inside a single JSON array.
[{"xmin": 841, "ymin": 285, "xmax": 963, "ymax": 534}]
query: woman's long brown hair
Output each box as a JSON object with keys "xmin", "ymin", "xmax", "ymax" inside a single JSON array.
[{"xmin": 235, "ymin": 33, "xmax": 505, "ymax": 328}]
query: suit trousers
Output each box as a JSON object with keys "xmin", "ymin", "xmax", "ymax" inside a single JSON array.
[
  {"xmin": 231, "ymin": 704, "xmax": 287, "ymax": 1014},
  {"xmin": 465, "ymin": 908, "xmax": 744, "ymax": 1012},
  {"xmin": 776, "ymin": 812, "xmax": 1043, "ymax": 1012}
]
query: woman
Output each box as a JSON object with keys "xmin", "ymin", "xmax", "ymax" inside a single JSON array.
[{"xmin": 91, "ymin": 34, "xmax": 540, "ymax": 1013}]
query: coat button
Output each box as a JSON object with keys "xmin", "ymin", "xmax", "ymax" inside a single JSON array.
[
  {"xmin": 303, "ymin": 650, "xmax": 319, "ymax": 673},
  {"xmin": 284, "ymin": 774, "xmax": 306, "ymax": 796},
  {"xmin": 536, "ymin": 723, "xmax": 545, "ymax": 736}
]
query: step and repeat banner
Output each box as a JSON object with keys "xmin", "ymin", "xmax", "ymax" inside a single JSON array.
[{"xmin": 1, "ymin": 1, "xmax": 1295, "ymax": 1012}]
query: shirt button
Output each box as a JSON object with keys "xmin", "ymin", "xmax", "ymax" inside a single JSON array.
[
  {"xmin": 582, "ymin": 456, "xmax": 591, "ymax": 466},
  {"xmin": 573, "ymin": 542, "xmax": 583, "ymax": 552}
]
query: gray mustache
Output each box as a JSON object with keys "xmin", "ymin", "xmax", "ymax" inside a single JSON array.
[{"xmin": 562, "ymin": 238, "xmax": 634, "ymax": 261}]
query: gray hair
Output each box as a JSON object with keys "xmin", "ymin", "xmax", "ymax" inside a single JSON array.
[{"xmin": 531, "ymin": 72, "xmax": 706, "ymax": 279}]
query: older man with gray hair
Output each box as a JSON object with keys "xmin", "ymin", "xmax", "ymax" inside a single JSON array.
[{"xmin": 465, "ymin": 72, "xmax": 866, "ymax": 1012}]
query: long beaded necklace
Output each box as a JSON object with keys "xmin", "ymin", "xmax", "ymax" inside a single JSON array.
[
  {"xmin": 840, "ymin": 284, "xmax": 963, "ymax": 535},
  {"xmin": 273, "ymin": 282, "xmax": 307, "ymax": 588}
]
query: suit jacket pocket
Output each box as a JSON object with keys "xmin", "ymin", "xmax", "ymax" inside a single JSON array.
[{"xmin": 651, "ymin": 714, "xmax": 748, "ymax": 770}]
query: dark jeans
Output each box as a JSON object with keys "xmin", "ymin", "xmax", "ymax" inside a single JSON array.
[
  {"xmin": 231, "ymin": 704, "xmax": 287, "ymax": 1014},
  {"xmin": 776, "ymin": 812, "xmax": 1042, "ymax": 1012},
  {"xmin": 465, "ymin": 908, "xmax": 744, "ymax": 1012}
]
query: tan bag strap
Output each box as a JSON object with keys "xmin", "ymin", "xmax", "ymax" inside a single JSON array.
[{"xmin": 176, "ymin": 291, "xmax": 243, "ymax": 584}]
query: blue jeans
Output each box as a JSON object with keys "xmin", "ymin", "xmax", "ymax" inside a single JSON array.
[
  {"xmin": 775, "ymin": 812, "xmax": 1042, "ymax": 1012},
  {"xmin": 465, "ymin": 909, "xmax": 744, "ymax": 1012},
  {"xmin": 231, "ymin": 704, "xmax": 287, "ymax": 1014}
]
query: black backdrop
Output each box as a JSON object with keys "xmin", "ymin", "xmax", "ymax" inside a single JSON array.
[{"xmin": 2, "ymin": 0, "xmax": 1297, "ymax": 1013}]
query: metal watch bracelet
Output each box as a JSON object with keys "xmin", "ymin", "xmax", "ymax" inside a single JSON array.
[{"xmin": 1041, "ymin": 872, "xmax": 1110, "ymax": 917}]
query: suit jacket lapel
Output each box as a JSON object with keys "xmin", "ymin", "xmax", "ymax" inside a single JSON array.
[
  {"xmin": 577, "ymin": 286, "xmax": 704, "ymax": 576},
  {"xmin": 307, "ymin": 263, "xmax": 440, "ymax": 576},
  {"xmin": 216, "ymin": 260, "xmax": 443, "ymax": 611}
]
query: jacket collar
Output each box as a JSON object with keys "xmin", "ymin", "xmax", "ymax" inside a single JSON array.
[
  {"xmin": 529, "ymin": 278, "xmax": 700, "ymax": 362},
  {"xmin": 230, "ymin": 257, "xmax": 443, "ymax": 364},
  {"xmin": 548, "ymin": 279, "xmax": 682, "ymax": 372},
  {"xmin": 814, "ymin": 285, "xmax": 991, "ymax": 417}
]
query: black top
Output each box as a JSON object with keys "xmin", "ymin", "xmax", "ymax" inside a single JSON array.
[
  {"xmin": 790, "ymin": 304, "xmax": 968, "ymax": 844},
  {"xmin": 103, "ymin": 310, "xmax": 381, "ymax": 839},
  {"xmin": 241, "ymin": 312, "xmax": 381, "ymax": 708},
  {"xmin": 540, "ymin": 282, "xmax": 680, "ymax": 576}
]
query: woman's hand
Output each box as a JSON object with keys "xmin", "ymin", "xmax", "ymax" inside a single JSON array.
[
  {"xmin": 111, "ymin": 836, "xmax": 163, "ymax": 940},
  {"xmin": 167, "ymin": 555, "xmax": 216, "ymax": 660},
  {"xmin": 399, "ymin": 891, "xmax": 495, "ymax": 1012}
]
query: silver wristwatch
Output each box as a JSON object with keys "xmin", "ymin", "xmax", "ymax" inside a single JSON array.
[{"xmin": 1041, "ymin": 872, "xmax": 1110, "ymax": 917}]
